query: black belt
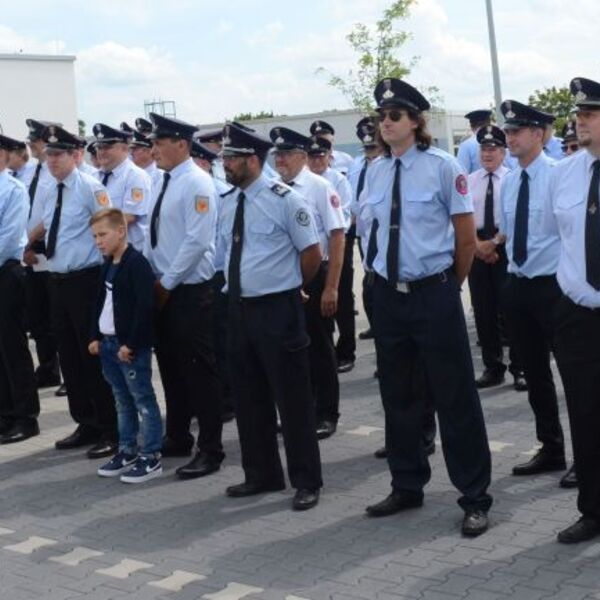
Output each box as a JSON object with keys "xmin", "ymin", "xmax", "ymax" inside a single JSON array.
[
  {"xmin": 377, "ymin": 269, "xmax": 453, "ymax": 294},
  {"xmin": 509, "ymin": 273, "xmax": 556, "ymax": 283},
  {"xmin": 237, "ymin": 288, "xmax": 299, "ymax": 305},
  {"xmin": 0, "ymin": 258, "xmax": 19, "ymax": 272},
  {"xmin": 49, "ymin": 265, "xmax": 100, "ymax": 281}
]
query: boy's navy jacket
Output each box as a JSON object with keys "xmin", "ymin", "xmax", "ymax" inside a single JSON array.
[{"xmin": 91, "ymin": 245, "xmax": 156, "ymax": 350}]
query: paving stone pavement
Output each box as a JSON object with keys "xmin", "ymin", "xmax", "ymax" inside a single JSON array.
[{"xmin": 1, "ymin": 290, "xmax": 598, "ymax": 600}]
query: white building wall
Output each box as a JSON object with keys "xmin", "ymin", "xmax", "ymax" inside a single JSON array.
[{"xmin": 0, "ymin": 54, "xmax": 78, "ymax": 139}]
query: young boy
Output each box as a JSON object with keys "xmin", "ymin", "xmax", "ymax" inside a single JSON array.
[{"xmin": 88, "ymin": 208, "xmax": 163, "ymax": 483}]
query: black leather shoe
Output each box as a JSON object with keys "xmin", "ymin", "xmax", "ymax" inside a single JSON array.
[
  {"xmin": 161, "ymin": 436, "xmax": 193, "ymax": 457},
  {"xmin": 475, "ymin": 370, "xmax": 505, "ymax": 389},
  {"xmin": 559, "ymin": 463, "xmax": 578, "ymax": 489},
  {"xmin": 374, "ymin": 446, "xmax": 387, "ymax": 459},
  {"xmin": 54, "ymin": 384, "xmax": 68, "ymax": 397},
  {"xmin": 221, "ymin": 411, "xmax": 235, "ymax": 424},
  {"xmin": 86, "ymin": 440, "xmax": 118, "ymax": 459},
  {"xmin": 513, "ymin": 374, "xmax": 528, "ymax": 392},
  {"xmin": 55, "ymin": 426, "xmax": 100, "ymax": 450},
  {"xmin": 337, "ymin": 359, "xmax": 355, "ymax": 374},
  {"xmin": 424, "ymin": 440, "xmax": 436, "ymax": 456},
  {"xmin": 462, "ymin": 510, "xmax": 489, "ymax": 537},
  {"xmin": 0, "ymin": 418, "xmax": 15, "ymax": 436},
  {"xmin": 512, "ymin": 449, "xmax": 566, "ymax": 476},
  {"xmin": 358, "ymin": 328, "xmax": 374, "ymax": 340},
  {"xmin": 293, "ymin": 489, "xmax": 320, "ymax": 511},
  {"xmin": 226, "ymin": 481, "xmax": 285, "ymax": 497},
  {"xmin": 176, "ymin": 452, "xmax": 222, "ymax": 479},
  {"xmin": 316, "ymin": 420, "xmax": 337, "ymax": 440},
  {"xmin": 0, "ymin": 421, "xmax": 40, "ymax": 444},
  {"xmin": 557, "ymin": 517, "xmax": 600, "ymax": 544},
  {"xmin": 366, "ymin": 491, "xmax": 423, "ymax": 517},
  {"xmin": 36, "ymin": 374, "xmax": 61, "ymax": 389}
]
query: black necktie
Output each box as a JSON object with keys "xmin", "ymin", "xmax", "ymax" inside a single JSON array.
[
  {"xmin": 483, "ymin": 172, "xmax": 495, "ymax": 237},
  {"xmin": 513, "ymin": 170, "xmax": 529, "ymax": 267},
  {"xmin": 228, "ymin": 191, "xmax": 246, "ymax": 302},
  {"xmin": 585, "ymin": 160, "xmax": 600, "ymax": 290},
  {"xmin": 386, "ymin": 158, "xmax": 402, "ymax": 284},
  {"xmin": 101, "ymin": 171, "xmax": 112, "ymax": 186},
  {"xmin": 365, "ymin": 218, "xmax": 379, "ymax": 270},
  {"xmin": 46, "ymin": 182, "xmax": 65, "ymax": 259},
  {"xmin": 150, "ymin": 172, "xmax": 171, "ymax": 249},
  {"xmin": 28, "ymin": 162, "xmax": 42, "ymax": 218},
  {"xmin": 10, "ymin": 170, "xmax": 17, "ymax": 178},
  {"xmin": 356, "ymin": 160, "xmax": 369, "ymax": 201}
]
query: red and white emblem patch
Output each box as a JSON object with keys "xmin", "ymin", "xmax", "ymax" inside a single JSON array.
[
  {"xmin": 330, "ymin": 194, "xmax": 340, "ymax": 208},
  {"xmin": 455, "ymin": 174, "xmax": 468, "ymax": 196}
]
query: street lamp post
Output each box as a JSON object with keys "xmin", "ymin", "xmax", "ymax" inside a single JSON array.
[{"xmin": 485, "ymin": 0, "xmax": 503, "ymax": 123}]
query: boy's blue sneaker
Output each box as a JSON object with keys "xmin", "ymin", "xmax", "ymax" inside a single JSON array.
[
  {"xmin": 97, "ymin": 451, "xmax": 138, "ymax": 477},
  {"xmin": 120, "ymin": 456, "xmax": 162, "ymax": 484}
]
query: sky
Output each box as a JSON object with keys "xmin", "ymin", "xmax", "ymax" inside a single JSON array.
[{"xmin": 1, "ymin": 0, "xmax": 599, "ymax": 127}]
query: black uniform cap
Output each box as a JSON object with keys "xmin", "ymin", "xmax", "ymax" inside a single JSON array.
[
  {"xmin": 191, "ymin": 140, "xmax": 218, "ymax": 162},
  {"xmin": 0, "ymin": 134, "xmax": 25, "ymax": 151},
  {"xmin": 570, "ymin": 77, "xmax": 600, "ymax": 111},
  {"xmin": 465, "ymin": 109, "xmax": 492, "ymax": 123},
  {"xmin": 93, "ymin": 123, "xmax": 132, "ymax": 143},
  {"xmin": 135, "ymin": 117, "xmax": 153, "ymax": 135},
  {"xmin": 476, "ymin": 124, "xmax": 506, "ymax": 147},
  {"xmin": 269, "ymin": 126, "xmax": 311, "ymax": 151},
  {"xmin": 221, "ymin": 122, "xmax": 273, "ymax": 157},
  {"xmin": 148, "ymin": 113, "xmax": 198, "ymax": 141},
  {"xmin": 26, "ymin": 119, "xmax": 63, "ymax": 141},
  {"xmin": 42, "ymin": 125, "xmax": 81, "ymax": 150},
  {"xmin": 561, "ymin": 119, "xmax": 577, "ymax": 142},
  {"xmin": 374, "ymin": 78, "xmax": 430, "ymax": 112},
  {"xmin": 501, "ymin": 100, "xmax": 555, "ymax": 130},
  {"xmin": 310, "ymin": 120, "xmax": 335, "ymax": 136},
  {"xmin": 306, "ymin": 136, "xmax": 332, "ymax": 155}
]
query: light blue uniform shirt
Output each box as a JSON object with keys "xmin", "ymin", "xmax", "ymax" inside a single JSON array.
[
  {"xmin": 144, "ymin": 161, "xmax": 164, "ymax": 192},
  {"xmin": 365, "ymin": 144, "xmax": 473, "ymax": 282},
  {"xmin": 331, "ymin": 149, "xmax": 354, "ymax": 175},
  {"xmin": 97, "ymin": 158, "xmax": 151, "ymax": 251},
  {"xmin": 552, "ymin": 149, "xmax": 600, "ymax": 308},
  {"xmin": 144, "ymin": 158, "xmax": 216, "ymax": 290},
  {"xmin": 40, "ymin": 168, "xmax": 109, "ymax": 273},
  {"xmin": 0, "ymin": 170, "xmax": 28, "ymax": 264},
  {"xmin": 213, "ymin": 177, "xmax": 235, "ymax": 272},
  {"xmin": 544, "ymin": 135, "xmax": 565, "ymax": 161},
  {"xmin": 500, "ymin": 151, "xmax": 559, "ymax": 278},
  {"xmin": 457, "ymin": 135, "xmax": 481, "ymax": 174},
  {"xmin": 280, "ymin": 166, "xmax": 346, "ymax": 260},
  {"xmin": 219, "ymin": 173, "xmax": 319, "ymax": 297},
  {"xmin": 79, "ymin": 161, "xmax": 98, "ymax": 178},
  {"xmin": 12, "ymin": 160, "xmax": 37, "ymax": 188},
  {"xmin": 322, "ymin": 166, "xmax": 352, "ymax": 227}
]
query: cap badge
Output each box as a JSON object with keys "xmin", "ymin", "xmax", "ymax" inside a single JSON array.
[
  {"xmin": 315, "ymin": 123, "xmax": 322, "ymax": 132},
  {"xmin": 382, "ymin": 79, "xmax": 394, "ymax": 100},
  {"xmin": 311, "ymin": 142, "xmax": 319, "ymax": 150},
  {"xmin": 97, "ymin": 132, "xmax": 104, "ymax": 139},
  {"xmin": 575, "ymin": 90, "xmax": 588, "ymax": 104},
  {"xmin": 363, "ymin": 134, "xmax": 373, "ymax": 143},
  {"xmin": 484, "ymin": 132, "xmax": 493, "ymax": 140},
  {"xmin": 222, "ymin": 125, "xmax": 231, "ymax": 146},
  {"xmin": 505, "ymin": 110, "xmax": 516, "ymax": 119}
]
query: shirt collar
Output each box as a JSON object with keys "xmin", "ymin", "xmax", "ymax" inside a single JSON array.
[
  {"xmin": 584, "ymin": 150, "xmax": 600, "ymax": 171},
  {"xmin": 288, "ymin": 165, "xmax": 310, "ymax": 187},
  {"xmin": 520, "ymin": 150, "xmax": 550, "ymax": 181},
  {"xmin": 392, "ymin": 143, "xmax": 419, "ymax": 169},
  {"xmin": 60, "ymin": 167, "xmax": 79, "ymax": 189},
  {"xmin": 167, "ymin": 157, "xmax": 194, "ymax": 180},
  {"xmin": 0, "ymin": 169, "xmax": 8, "ymax": 181},
  {"xmin": 109, "ymin": 157, "xmax": 129, "ymax": 178},
  {"xmin": 242, "ymin": 173, "xmax": 268, "ymax": 201}
]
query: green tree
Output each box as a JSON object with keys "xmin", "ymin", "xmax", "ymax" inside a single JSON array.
[
  {"xmin": 78, "ymin": 119, "xmax": 86, "ymax": 137},
  {"xmin": 528, "ymin": 86, "xmax": 574, "ymax": 134},
  {"xmin": 317, "ymin": 0, "xmax": 442, "ymax": 113},
  {"xmin": 232, "ymin": 110, "xmax": 275, "ymax": 122}
]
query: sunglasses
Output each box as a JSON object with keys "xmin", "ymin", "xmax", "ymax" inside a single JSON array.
[
  {"xmin": 562, "ymin": 143, "xmax": 579, "ymax": 152},
  {"xmin": 380, "ymin": 109, "xmax": 407, "ymax": 122}
]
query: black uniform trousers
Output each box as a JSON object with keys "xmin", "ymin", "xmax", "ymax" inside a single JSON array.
[
  {"xmin": 335, "ymin": 225, "xmax": 357, "ymax": 362},
  {"xmin": 24, "ymin": 268, "xmax": 60, "ymax": 382},
  {"xmin": 468, "ymin": 244, "xmax": 522, "ymax": 376},
  {"xmin": 372, "ymin": 273, "xmax": 492, "ymax": 512},
  {"xmin": 501, "ymin": 275, "xmax": 565, "ymax": 454},
  {"xmin": 211, "ymin": 270, "xmax": 233, "ymax": 414},
  {"xmin": 48, "ymin": 267, "xmax": 116, "ymax": 437},
  {"xmin": 304, "ymin": 263, "xmax": 340, "ymax": 423},
  {"xmin": 155, "ymin": 281, "xmax": 223, "ymax": 458},
  {"xmin": 554, "ymin": 295, "xmax": 600, "ymax": 520},
  {"xmin": 0, "ymin": 261, "xmax": 40, "ymax": 424},
  {"xmin": 228, "ymin": 289, "xmax": 322, "ymax": 490}
]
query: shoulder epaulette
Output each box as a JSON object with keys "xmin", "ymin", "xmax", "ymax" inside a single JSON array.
[{"xmin": 271, "ymin": 183, "xmax": 290, "ymax": 197}]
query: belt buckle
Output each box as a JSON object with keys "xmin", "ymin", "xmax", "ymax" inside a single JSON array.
[{"xmin": 395, "ymin": 281, "xmax": 410, "ymax": 294}]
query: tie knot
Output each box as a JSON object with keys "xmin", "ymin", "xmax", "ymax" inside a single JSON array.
[
  {"xmin": 593, "ymin": 159, "xmax": 600, "ymax": 172},
  {"xmin": 57, "ymin": 182, "xmax": 65, "ymax": 190},
  {"xmin": 521, "ymin": 170, "xmax": 529, "ymax": 181},
  {"xmin": 237, "ymin": 191, "xmax": 246, "ymax": 202},
  {"xmin": 488, "ymin": 172, "xmax": 494, "ymax": 179},
  {"xmin": 163, "ymin": 172, "xmax": 171, "ymax": 182},
  {"xmin": 395, "ymin": 158, "xmax": 402, "ymax": 168}
]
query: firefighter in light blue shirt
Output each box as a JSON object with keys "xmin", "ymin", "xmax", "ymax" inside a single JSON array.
[
  {"xmin": 497, "ymin": 99, "xmax": 567, "ymax": 482},
  {"xmin": 143, "ymin": 112, "xmax": 224, "ymax": 481},
  {"xmin": 457, "ymin": 110, "xmax": 492, "ymax": 174},
  {"xmin": 218, "ymin": 122, "xmax": 323, "ymax": 511},
  {"xmin": 551, "ymin": 76, "xmax": 600, "ymax": 544},
  {"xmin": 0, "ymin": 133, "xmax": 40, "ymax": 445},
  {"xmin": 363, "ymin": 77, "xmax": 492, "ymax": 537}
]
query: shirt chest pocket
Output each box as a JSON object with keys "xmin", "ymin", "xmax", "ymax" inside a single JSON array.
[
  {"xmin": 404, "ymin": 193, "xmax": 440, "ymax": 225},
  {"xmin": 555, "ymin": 194, "xmax": 586, "ymax": 237}
]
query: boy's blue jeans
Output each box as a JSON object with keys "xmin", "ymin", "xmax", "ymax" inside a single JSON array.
[{"xmin": 100, "ymin": 336, "xmax": 162, "ymax": 457}]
